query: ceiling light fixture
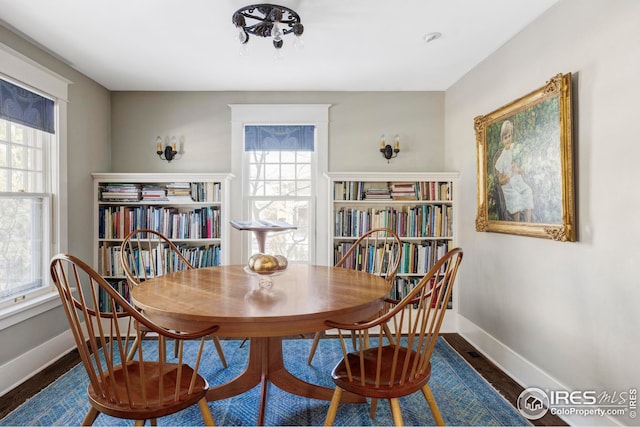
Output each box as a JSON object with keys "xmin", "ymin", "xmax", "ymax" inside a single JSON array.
[
  {"xmin": 423, "ymin": 32, "xmax": 442, "ymax": 44},
  {"xmin": 232, "ymin": 4, "xmax": 304, "ymax": 53}
]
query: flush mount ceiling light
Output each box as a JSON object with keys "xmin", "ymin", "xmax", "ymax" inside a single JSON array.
[
  {"xmin": 232, "ymin": 4, "xmax": 304, "ymax": 52},
  {"xmin": 423, "ymin": 32, "xmax": 442, "ymax": 44}
]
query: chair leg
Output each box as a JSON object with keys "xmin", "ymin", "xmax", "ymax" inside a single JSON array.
[
  {"xmin": 421, "ymin": 384, "xmax": 445, "ymax": 426},
  {"xmin": 198, "ymin": 397, "xmax": 216, "ymax": 426},
  {"xmin": 369, "ymin": 398, "xmax": 378, "ymax": 419},
  {"xmin": 382, "ymin": 323, "xmax": 395, "ymax": 345},
  {"xmin": 307, "ymin": 331, "xmax": 323, "ymax": 365},
  {"xmin": 134, "ymin": 420, "xmax": 145, "ymax": 426},
  {"xmin": 81, "ymin": 407, "xmax": 100, "ymax": 426},
  {"xmin": 173, "ymin": 338, "xmax": 179, "ymax": 358},
  {"xmin": 211, "ymin": 336, "xmax": 228, "ymax": 368},
  {"xmin": 127, "ymin": 331, "xmax": 146, "ymax": 361},
  {"xmin": 324, "ymin": 387, "xmax": 343, "ymax": 426},
  {"xmin": 389, "ymin": 398, "xmax": 404, "ymax": 426}
]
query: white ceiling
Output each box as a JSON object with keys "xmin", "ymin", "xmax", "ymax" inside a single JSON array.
[{"xmin": 0, "ymin": 0, "xmax": 559, "ymax": 91}]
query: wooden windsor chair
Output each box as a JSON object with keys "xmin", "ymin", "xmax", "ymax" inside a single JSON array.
[
  {"xmin": 49, "ymin": 253, "xmax": 217, "ymax": 426},
  {"xmin": 307, "ymin": 227, "xmax": 402, "ymax": 365},
  {"xmin": 323, "ymin": 247, "xmax": 463, "ymax": 426},
  {"xmin": 120, "ymin": 229, "xmax": 227, "ymax": 367}
]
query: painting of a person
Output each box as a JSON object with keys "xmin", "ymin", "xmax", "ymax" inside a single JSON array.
[{"xmin": 494, "ymin": 120, "xmax": 533, "ymax": 222}]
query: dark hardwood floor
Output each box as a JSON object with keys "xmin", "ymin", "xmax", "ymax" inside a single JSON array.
[
  {"xmin": 0, "ymin": 347, "xmax": 81, "ymax": 420},
  {"xmin": 440, "ymin": 334, "xmax": 566, "ymax": 426},
  {"xmin": 0, "ymin": 334, "xmax": 566, "ymax": 425}
]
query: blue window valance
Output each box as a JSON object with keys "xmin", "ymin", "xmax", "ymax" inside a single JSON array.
[
  {"xmin": 244, "ymin": 125, "xmax": 314, "ymax": 151},
  {"xmin": 0, "ymin": 78, "xmax": 55, "ymax": 134}
]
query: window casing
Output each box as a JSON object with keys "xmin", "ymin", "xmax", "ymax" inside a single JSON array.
[{"xmin": 230, "ymin": 104, "xmax": 330, "ymax": 266}]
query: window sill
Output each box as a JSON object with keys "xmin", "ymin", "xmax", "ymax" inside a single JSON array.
[{"xmin": 0, "ymin": 291, "xmax": 61, "ymax": 331}]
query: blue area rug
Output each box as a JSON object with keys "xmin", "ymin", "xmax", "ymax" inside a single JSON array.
[{"xmin": 0, "ymin": 338, "xmax": 530, "ymax": 426}]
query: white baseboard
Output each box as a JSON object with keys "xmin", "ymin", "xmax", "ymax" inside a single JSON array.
[
  {"xmin": 0, "ymin": 328, "xmax": 76, "ymax": 397},
  {"xmin": 458, "ymin": 315, "xmax": 623, "ymax": 426}
]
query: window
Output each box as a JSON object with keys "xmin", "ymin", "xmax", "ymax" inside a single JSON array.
[
  {"xmin": 229, "ymin": 104, "xmax": 330, "ymax": 265},
  {"xmin": 0, "ymin": 43, "xmax": 68, "ymax": 326},
  {"xmin": 0, "ymin": 118, "xmax": 51, "ymax": 305},
  {"xmin": 245, "ymin": 125, "xmax": 314, "ymax": 262},
  {"xmin": 0, "ymin": 82, "xmax": 54, "ymax": 309}
]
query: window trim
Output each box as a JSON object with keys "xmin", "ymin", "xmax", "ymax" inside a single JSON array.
[
  {"xmin": 229, "ymin": 104, "xmax": 330, "ymax": 265},
  {"xmin": 0, "ymin": 42, "xmax": 69, "ymax": 329}
]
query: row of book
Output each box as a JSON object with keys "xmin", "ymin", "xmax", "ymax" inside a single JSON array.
[
  {"xmin": 164, "ymin": 182, "xmax": 222, "ymax": 203},
  {"xmin": 333, "ymin": 240, "xmax": 449, "ymax": 276},
  {"xmin": 99, "ymin": 243, "xmax": 221, "ymax": 277},
  {"xmin": 390, "ymin": 182, "xmax": 416, "ymax": 200},
  {"xmin": 99, "ymin": 182, "xmax": 222, "ymax": 203},
  {"xmin": 98, "ymin": 280, "xmax": 131, "ymax": 312},
  {"xmin": 191, "ymin": 182, "xmax": 222, "ymax": 202},
  {"xmin": 334, "ymin": 205, "xmax": 452, "ymax": 238},
  {"xmin": 100, "ymin": 183, "xmax": 141, "ymax": 201},
  {"xmin": 333, "ymin": 181, "xmax": 453, "ymax": 201},
  {"xmin": 364, "ymin": 188, "xmax": 391, "ymax": 199},
  {"xmin": 98, "ymin": 205, "xmax": 221, "ymax": 240},
  {"xmin": 390, "ymin": 277, "xmax": 452, "ymax": 309},
  {"xmin": 333, "ymin": 242, "xmax": 396, "ymax": 276},
  {"xmin": 397, "ymin": 240, "xmax": 449, "ymax": 275}
]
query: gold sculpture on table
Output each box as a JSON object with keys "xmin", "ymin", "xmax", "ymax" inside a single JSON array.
[
  {"xmin": 246, "ymin": 253, "xmax": 288, "ymax": 289},
  {"xmin": 247, "ymin": 253, "xmax": 288, "ymax": 274}
]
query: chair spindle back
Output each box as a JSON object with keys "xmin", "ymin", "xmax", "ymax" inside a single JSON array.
[
  {"xmin": 49, "ymin": 253, "xmax": 217, "ymax": 425},
  {"xmin": 324, "ymin": 248, "xmax": 463, "ymax": 427}
]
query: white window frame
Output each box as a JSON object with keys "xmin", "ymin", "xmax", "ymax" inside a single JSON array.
[
  {"xmin": 230, "ymin": 104, "xmax": 330, "ymax": 265},
  {"xmin": 0, "ymin": 42, "xmax": 69, "ymax": 330}
]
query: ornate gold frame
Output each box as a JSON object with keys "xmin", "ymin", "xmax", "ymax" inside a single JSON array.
[{"xmin": 475, "ymin": 73, "xmax": 575, "ymax": 241}]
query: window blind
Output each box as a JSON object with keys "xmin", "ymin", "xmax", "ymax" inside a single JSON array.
[
  {"xmin": 0, "ymin": 78, "xmax": 55, "ymax": 134},
  {"xmin": 244, "ymin": 125, "xmax": 314, "ymax": 151}
]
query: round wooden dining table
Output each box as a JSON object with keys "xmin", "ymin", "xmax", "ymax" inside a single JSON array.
[{"xmin": 130, "ymin": 264, "xmax": 390, "ymax": 425}]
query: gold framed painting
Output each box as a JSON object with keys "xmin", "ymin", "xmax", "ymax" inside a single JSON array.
[{"xmin": 475, "ymin": 73, "xmax": 575, "ymax": 241}]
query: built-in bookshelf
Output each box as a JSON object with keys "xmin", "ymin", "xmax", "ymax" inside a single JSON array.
[
  {"xmin": 326, "ymin": 172, "xmax": 459, "ymax": 330},
  {"xmin": 92, "ymin": 173, "xmax": 234, "ymax": 309}
]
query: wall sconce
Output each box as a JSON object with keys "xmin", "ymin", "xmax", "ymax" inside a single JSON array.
[
  {"xmin": 156, "ymin": 136, "xmax": 182, "ymax": 162},
  {"xmin": 380, "ymin": 134, "xmax": 400, "ymax": 162}
]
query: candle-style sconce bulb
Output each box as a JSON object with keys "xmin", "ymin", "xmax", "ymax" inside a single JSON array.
[
  {"xmin": 380, "ymin": 134, "xmax": 400, "ymax": 162},
  {"xmin": 156, "ymin": 135, "xmax": 180, "ymax": 162}
]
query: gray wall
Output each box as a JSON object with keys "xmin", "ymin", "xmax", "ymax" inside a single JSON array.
[
  {"xmin": 0, "ymin": 26, "xmax": 111, "ymax": 364},
  {"xmin": 446, "ymin": 1, "xmax": 640, "ymax": 423},
  {"xmin": 110, "ymin": 91, "xmax": 444, "ymax": 174}
]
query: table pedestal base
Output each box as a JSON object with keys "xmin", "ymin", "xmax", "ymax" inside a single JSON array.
[{"xmin": 206, "ymin": 336, "xmax": 366, "ymax": 425}]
